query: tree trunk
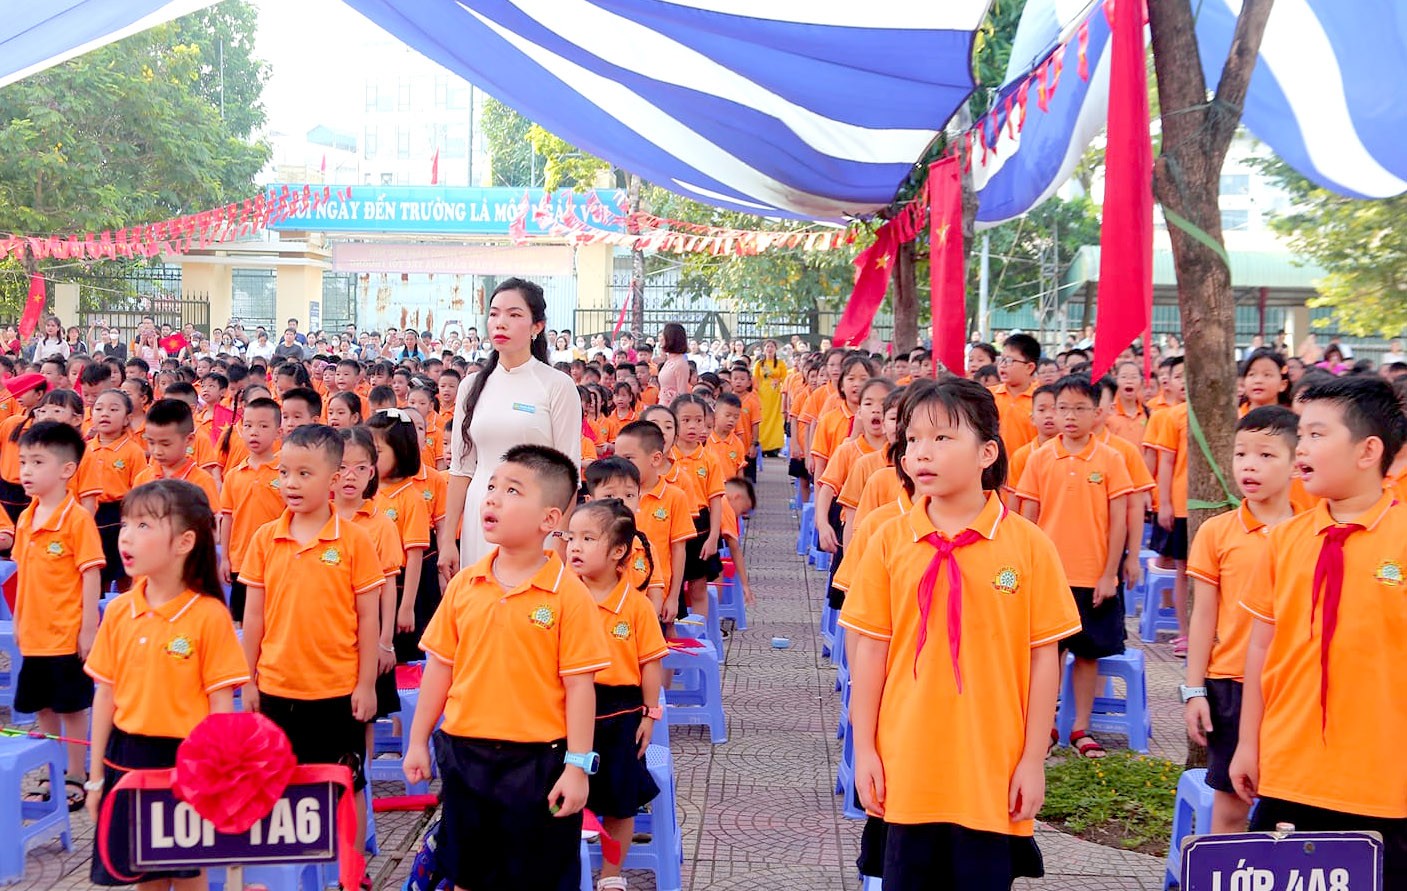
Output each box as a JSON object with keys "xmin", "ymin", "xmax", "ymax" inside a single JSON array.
[
  {"xmin": 1149, "ymin": 0, "xmax": 1274, "ymax": 769},
  {"xmin": 892, "ymin": 242, "xmax": 918, "ymax": 353},
  {"xmin": 627, "ymin": 172, "xmax": 645, "ymax": 336}
]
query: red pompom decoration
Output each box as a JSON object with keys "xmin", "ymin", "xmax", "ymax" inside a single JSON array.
[{"xmin": 173, "ymin": 713, "xmax": 297, "ymax": 834}]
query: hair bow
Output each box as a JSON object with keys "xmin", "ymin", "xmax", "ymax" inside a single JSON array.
[{"xmin": 378, "ymin": 407, "xmax": 413, "ymax": 423}]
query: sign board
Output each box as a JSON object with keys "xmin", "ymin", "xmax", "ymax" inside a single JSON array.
[
  {"xmin": 268, "ymin": 185, "xmax": 628, "ymax": 237},
  {"xmin": 1182, "ymin": 831, "xmax": 1382, "ymax": 891},
  {"xmin": 131, "ymin": 782, "xmax": 338, "ymax": 869}
]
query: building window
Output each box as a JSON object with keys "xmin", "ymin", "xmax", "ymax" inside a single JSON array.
[
  {"xmin": 363, "ymin": 127, "xmax": 378, "ymax": 159},
  {"xmin": 1220, "ymin": 173, "xmax": 1251, "ymax": 196},
  {"xmin": 364, "ymin": 84, "xmax": 377, "ymax": 112},
  {"xmin": 381, "ymin": 172, "xmax": 394, "ymax": 185},
  {"xmin": 397, "ymin": 128, "xmax": 411, "ymax": 161},
  {"xmin": 398, "ymin": 81, "xmax": 411, "ymax": 112},
  {"xmin": 230, "ymin": 270, "xmax": 277, "ymax": 330},
  {"xmin": 1221, "ymin": 209, "xmax": 1249, "ymax": 232},
  {"xmin": 448, "ymin": 83, "xmax": 470, "ymax": 110}
]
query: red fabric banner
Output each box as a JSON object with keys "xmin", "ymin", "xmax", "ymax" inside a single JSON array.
[
  {"xmin": 832, "ymin": 221, "xmax": 898, "ymax": 347},
  {"xmin": 928, "ymin": 158, "xmax": 967, "ymax": 377},
  {"xmin": 1092, "ymin": 0, "xmax": 1152, "ymax": 379},
  {"xmin": 431, "ymin": 150, "xmax": 440, "ymax": 185},
  {"xmin": 19, "ymin": 273, "xmax": 45, "ymax": 340}
]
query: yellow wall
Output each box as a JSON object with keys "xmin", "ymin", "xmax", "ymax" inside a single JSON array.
[
  {"xmin": 576, "ymin": 244, "xmax": 613, "ymax": 310},
  {"xmin": 181, "ymin": 263, "xmax": 233, "ymax": 329},
  {"xmin": 276, "ymin": 265, "xmax": 325, "ymax": 332}
]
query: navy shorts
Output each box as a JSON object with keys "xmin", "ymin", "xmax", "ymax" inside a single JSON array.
[
  {"xmin": 1251, "ymin": 799, "xmax": 1407, "ymax": 891},
  {"xmin": 15, "ymin": 652, "xmax": 93, "ymax": 715},
  {"xmin": 434, "ymin": 731, "xmax": 582, "ymax": 891},
  {"xmin": 1059, "ymin": 586, "xmax": 1127, "ymax": 660},
  {"xmin": 879, "ymin": 821, "xmax": 1044, "ymax": 891},
  {"xmin": 588, "ymin": 685, "xmax": 659, "ymax": 819},
  {"xmin": 228, "ymin": 579, "xmax": 248, "ymax": 624},
  {"xmin": 91, "ymin": 729, "xmax": 199, "ymax": 886},
  {"xmin": 1203, "ymin": 678, "xmax": 1242, "ymax": 794},
  {"xmin": 258, "ymin": 691, "xmax": 366, "ymax": 791},
  {"xmin": 96, "ymin": 501, "xmax": 126, "ymax": 592},
  {"xmin": 1153, "ymin": 516, "xmax": 1189, "ymax": 561},
  {"xmin": 683, "ymin": 508, "xmax": 722, "ymax": 584}
]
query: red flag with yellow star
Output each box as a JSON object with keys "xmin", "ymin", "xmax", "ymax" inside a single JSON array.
[
  {"xmin": 833, "ymin": 221, "xmax": 898, "ymax": 347},
  {"xmin": 928, "ymin": 156, "xmax": 965, "ymax": 376},
  {"xmin": 19, "ymin": 273, "xmax": 45, "ymax": 341}
]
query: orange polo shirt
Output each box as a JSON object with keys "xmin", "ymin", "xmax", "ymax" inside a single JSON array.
[
  {"xmin": 636, "ymin": 477, "xmax": 696, "ymax": 589},
  {"xmin": 14, "ymin": 495, "xmax": 105, "ymax": 656},
  {"xmin": 380, "ymin": 478, "xmax": 431, "ymax": 551},
  {"xmin": 1097, "ymin": 429, "xmax": 1157, "ymax": 497},
  {"xmin": 1015, "ymin": 437, "xmax": 1135, "ymax": 587},
  {"xmin": 786, "ymin": 378, "xmax": 811, "ymax": 420},
  {"xmin": 346, "ymin": 496, "xmax": 404, "ymax": 579},
  {"xmin": 71, "ymin": 453, "xmax": 103, "ymax": 503},
  {"xmin": 738, "ymin": 391, "xmax": 762, "ymax": 449},
  {"xmin": 838, "ymin": 448, "xmax": 890, "ymax": 511},
  {"xmin": 1290, "ymin": 476, "xmax": 1319, "ymax": 513},
  {"xmin": 88, "ymin": 434, "xmax": 148, "ymax": 504},
  {"xmin": 854, "ymin": 467, "xmax": 905, "ymax": 528},
  {"xmin": 0, "ymin": 415, "xmax": 31, "ymax": 483},
  {"xmin": 832, "ymin": 493, "xmax": 911, "ymax": 593},
  {"xmin": 603, "ymin": 409, "xmax": 638, "ymax": 444},
  {"xmin": 627, "ymin": 539, "xmax": 666, "ymax": 595},
  {"xmin": 218, "ymin": 454, "xmax": 284, "ymax": 572},
  {"xmin": 810, "ymin": 404, "xmax": 856, "ymax": 462},
  {"xmin": 1240, "ymin": 493, "xmax": 1407, "ymax": 817},
  {"xmin": 187, "ymin": 431, "xmax": 220, "ymax": 474},
  {"xmin": 818, "ymin": 436, "xmax": 879, "ymax": 499},
  {"xmin": 134, "ymin": 458, "xmax": 219, "ymax": 509},
  {"xmin": 670, "ymin": 444, "xmax": 725, "ymax": 514},
  {"xmin": 840, "ymin": 494, "xmax": 1081, "ymax": 833},
  {"xmin": 420, "ymin": 550, "xmax": 612, "ymax": 742},
  {"xmin": 1143, "ymin": 403, "xmax": 1189, "ymax": 518},
  {"xmin": 707, "ymin": 431, "xmax": 746, "ymax": 478},
  {"xmin": 639, "ymin": 385, "xmax": 659, "ymax": 407},
  {"xmin": 1105, "ymin": 400, "xmax": 1149, "ymax": 446},
  {"xmin": 413, "ymin": 465, "xmax": 448, "ymax": 527},
  {"xmin": 85, "ymin": 581, "xmax": 250, "ymax": 737},
  {"xmin": 1005, "ymin": 437, "xmax": 1049, "ymax": 500},
  {"xmin": 992, "ymin": 383, "xmax": 1037, "ymax": 456},
  {"xmin": 239, "ymin": 510, "xmax": 386, "ymax": 699},
  {"xmin": 592, "ymin": 575, "xmax": 669, "ymax": 688}
]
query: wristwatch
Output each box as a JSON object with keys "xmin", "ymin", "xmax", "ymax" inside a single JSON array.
[
  {"xmin": 644, "ymin": 705, "xmax": 664, "ymax": 721},
  {"xmin": 84, "ymin": 779, "xmax": 104, "ymax": 792},
  {"xmin": 1179, "ymin": 685, "xmax": 1207, "ymax": 703},
  {"xmin": 564, "ymin": 750, "xmax": 600, "ymax": 775}
]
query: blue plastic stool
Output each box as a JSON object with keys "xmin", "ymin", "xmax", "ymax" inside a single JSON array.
[
  {"xmin": 0, "ymin": 622, "xmax": 33, "ymax": 725},
  {"xmin": 833, "ymin": 625, "xmax": 848, "ymax": 689},
  {"xmin": 0, "ymin": 736, "xmax": 73, "ymax": 883},
  {"xmin": 790, "ymin": 479, "xmax": 802, "ymax": 512},
  {"xmin": 675, "ymin": 587, "xmax": 724, "ymax": 663},
  {"xmin": 810, "ymin": 542, "xmax": 832, "ymax": 573},
  {"xmin": 798, "ymin": 502, "xmax": 815, "ymax": 557},
  {"xmin": 1055, "ymin": 650, "xmax": 1151, "ymax": 753},
  {"xmin": 0, "ymin": 562, "xmax": 15, "ymax": 621},
  {"xmin": 1140, "ymin": 560, "xmax": 1180, "ymax": 643},
  {"xmin": 650, "ymin": 691, "xmax": 670, "ymax": 748},
  {"xmin": 834, "ymin": 707, "xmax": 866, "ymax": 821},
  {"xmin": 819, "ymin": 602, "xmax": 837, "ymax": 658},
  {"xmin": 662, "ymin": 641, "xmax": 727, "ymax": 744},
  {"xmin": 587, "ymin": 744, "xmax": 682, "ymax": 891},
  {"xmin": 1126, "ymin": 549, "xmax": 1160, "ymax": 616},
  {"xmin": 209, "ymin": 864, "xmax": 322, "ymax": 891},
  {"xmin": 1164, "ymin": 769, "xmax": 1216, "ymax": 889},
  {"xmin": 713, "ymin": 562, "xmax": 748, "ymax": 631},
  {"xmin": 863, "ymin": 877, "xmax": 884, "ymax": 890},
  {"xmin": 368, "ymin": 685, "xmax": 434, "ymax": 795}
]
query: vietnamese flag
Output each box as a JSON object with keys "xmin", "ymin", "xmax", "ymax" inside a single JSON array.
[
  {"xmin": 928, "ymin": 157, "xmax": 966, "ymax": 377},
  {"xmin": 1092, "ymin": 0, "xmax": 1152, "ymax": 378},
  {"xmin": 18, "ymin": 273, "xmax": 45, "ymax": 340},
  {"xmin": 210, "ymin": 402, "xmax": 236, "ymax": 445},
  {"xmin": 833, "ymin": 221, "xmax": 898, "ymax": 347}
]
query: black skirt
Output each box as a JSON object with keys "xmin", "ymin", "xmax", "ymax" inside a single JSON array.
[
  {"xmin": 95, "ymin": 500, "xmax": 126, "ymax": 591},
  {"xmin": 587, "ymin": 684, "xmax": 660, "ymax": 819},
  {"xmin": 91, "ymin": 728, "xmax": 200, "ymax": 886},
  {"xmin": 0, "ymin": 477, "xmax": 26, "ymax": 526}
]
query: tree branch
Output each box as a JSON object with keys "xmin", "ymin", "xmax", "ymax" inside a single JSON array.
[{"xmin": 1208, "ymin": 0, "xmax": 1275, "ymax": 150}]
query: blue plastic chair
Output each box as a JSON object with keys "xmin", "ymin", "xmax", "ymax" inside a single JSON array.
[
  {"xmin": 713, "ymin": 562, "xmax": 748, "ymax": 631},
  {"xmin": 1055, "ymin": 650, "xmax": 1151, "ymax": 753},
  {"xmin": 834, "ymin": 703, "xmax": 866, "ymax": 821},
  {"xmin": 819, "ymin": 602, "xmax": 837, "ymax": 659},
  {"xmin": 1140, "ymin": 559, "xmax": 1180, "ymax": 642},
  {"xmin": 0, "ymin": 621, "xmax": 32, "ymax": 725},
  {"xmin": 1163, "ymin": 769, "xmax": 1216, "ymax": 889},
  {"xmin": 662, "ymin": 640, "xmax": 727, "ymax": 744},
  {"xmin": 587, "ymin": 744, "xmax": 682, "ymax": 891},
  {"xmin": 798, "ymin": 502, "xmax": 816, "ymax": 557},
  {"xmin": 0, "ymin": 737, "xmax": 73, "ymax": 883},
  {"xmin": 675, "ymin": 587, "xmax": 724, "ymax": 663},
  {"xmin": 208, "ymin": 864, "xmax": 322, "ymax": 891}
]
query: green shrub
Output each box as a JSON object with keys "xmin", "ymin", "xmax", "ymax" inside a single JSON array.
[{"xmin": 1040, "ymin": 751, "xmax": 1180, "ymax": 854}]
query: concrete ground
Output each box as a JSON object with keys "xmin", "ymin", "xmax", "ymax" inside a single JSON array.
[{"xmin": 7, "ymin": 457, "xmax": 1189, "ymax": 890}]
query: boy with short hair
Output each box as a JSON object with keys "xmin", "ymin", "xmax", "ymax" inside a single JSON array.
[
  {"xmin": 722, "ymin": 476, "xmax": 756, "ymax": 606},
  {"xmin": 240, "ymin": 424, "xmax": 385, "ymax": 861},
  {"xmin": 729, "ymin": 365, "xmax": 762, "ymax": 477},
  {"xmin": 1143, "ymin": 355, "xmax": 1191, "ymax": 654},
  {"xmin": 584, "ymin": 457, "xmax": 666, "ymax": 608},
  {"xmin": 405, "ymin": 445, "xmax": 610, "ymax": 891},
  {"xmin": 1005, "ymin": 383, "xmax": 1058, "ymax": 510},
  {"xmin": 615, "ymin": 420, "xmax": 695, "ymax": 622},
  {"xmin": 13, "ymin": 420, "xmax": 104, "ymax": 796},
  {"xmin": 1184, "ymin": 406, "xmax": 1299, "ymax": 833},
  {"xmin": 278, "ymin": 386, "xmax": 323, "ymax": 435},
  {"xmin": 1018, "ymin": 375, "xmax": 1133, "ymax": 758},
  {"xmin": 1230, "ymin": 377, "xmax": 1407, "ymax": 886},
  {"xmin": 134, "ymin": 398, "xmax": 220, "ymax": 507},
  {"xmin": 218, "ymin": 397, "xmax": 284, "ymax": 623},
  {"xmin": 709, "ymin": 392, "xmax": 747, "ymax": 478},
  {"xmin": 994, "ymin": 333, "xmax": 1041, "ymax": 456}
]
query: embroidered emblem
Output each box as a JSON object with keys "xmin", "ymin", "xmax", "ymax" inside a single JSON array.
[
  {"xmin": 186, "ymin": 445, "xmax": 196, "ymax": 456},
  {"xmin": 164, "ymin": 635, "xmax": 194, "ymax": 660},
  {"xmin": 114, "ymin": 459, "xmax": 127, "ymax": 470},
  {"xmin": 652, "ymin": 507, "xmax": 667, "ymax": 521},
  {"xmin": 696, "ymin": 466, "xmax": 706, "ymax": 478},
  {"xmin": 46, "ymin": 541, "xmax": 64, "ymax": 557},
  {"xmin": 1376, "ymin": 560, "xmax": 1403, "ymax": 587},
  {"xmin": 992, "ymin": 566, "xmax": 1020, "ymax": 595},
  {"xmin": 320, "ymin": 547, "xmax": 342, "ymax": 566},
  {"xmin": 269, "ymin": 478, "xmax": 281, "ymax": 490},
  {"xmin": 729, "ymin": 450, "xmax": 738, "ymax": 462},
  {"xmin": 529, "ymin": 604, "xmax": 557, "ymax": 630},
  {"xmin": 1088, "ymin": 471, "xmax": 1104, "ymax": 484},
  {"xmin": 386, "ymin": 507, "xmax": 399, "ymax": 521},
  {"xmin": 422, "ymin": 489, "xmax": 433, "ymax": 501},
  {"xmin": 633, "ymin": 556, "xmax": 646, "ymax": 573},
  {"xmin": 611, "ymin": 620, "xmax": 631, "ymax": 641}
]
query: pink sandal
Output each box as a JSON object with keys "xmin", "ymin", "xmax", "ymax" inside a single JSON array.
[{"xmin": 1171, "ymin": 635, "xmax": 1188, "ymax": 658}]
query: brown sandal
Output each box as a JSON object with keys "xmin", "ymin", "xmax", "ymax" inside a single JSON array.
[{"xmin": 1069, "ymin": 729, "xmax": 1107, "ymax": 759}]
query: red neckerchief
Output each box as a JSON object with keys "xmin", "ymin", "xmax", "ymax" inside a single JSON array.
[{"xmin": 1311, "ymin": 522, "xmax": 1361, "ymax": 732}]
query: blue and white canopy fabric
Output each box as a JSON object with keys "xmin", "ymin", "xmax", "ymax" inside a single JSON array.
[
  {"xmin": 974, "ymin": 0, "xmax": 1407, "ymax": 226},
  {"xmin": 340, "ymin": 0, "xmax": 991, "ymax": 220}
]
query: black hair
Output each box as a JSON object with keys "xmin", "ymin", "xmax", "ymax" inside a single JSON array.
[
  {"xmin": 894, "ymin": 378, "xmax": 1007, "ymax": 491},
  {"xmin": 1296, "ymin": 375, "xmax": 1407, "ymax": 476},
  {"xmin": 501, "ymin": 443, "xmax": 578, "ymax": 512},
  {"xmin": 146, "ymin": 398, "xmax": 195, "ymax": 437},
  {"xmin": 125, "ymin": 356, "xmax": 149, "ymax": 376},
  {"xmin": 860, "ymin": 376, "xmax": 897, "ymax": 403},
  {"xmin": 1160, "ymin": 355, "xmax": 1185, "ymax": 371},
  {"xmin": 225, "ymin": 364, "xmax": 248, "ymax": 386},
  {"xmin": 123, "ymin": 480, "xmax": 224, "ymax": 601},
  {"xmin": 41, "ymin": 355, "xmax": 67, "ymax": 375},
  {"xmin": 366, "ymin": 409, "xmax": 422, "ymax": 480},
  {"xmin": 283, "ymin": 423, "xmax": 345, "ymax": 469},
  {"xmin": 328, "ymin": 390, "xmax": 363, "ymax": 424},
  {"xmin": 574, "ymin": 497, "xmax": 653, "ymax": 591},
  {"xmin": 974, "ymin": 364, "xmax": 1000, "ymax": 385},
  {"xmin": 20, "ymin": 419, "xmax": 86, "ymax": 466},
  {"xmin": 275, "ymin": 362, "xmax": 312, "ymax": 390},
  {"xmin": 836, "ymin": 354, "xmax": 877, "ymax": 398},
  {"xmin": 1036, "ymin": 357, "xmax": 1059, "ymax": 371},
  {"xmin": 459, "ymin": 278, "xmax": 551, "ymax": 455},
  {"xmin": 164, "ymin": 381, "xmax": 198, "ymax": 401},
  {"xmin": 79, "ymin": 361, "xmax": 110, "ymax": 388},
  {"xmin": 95, "ymin": 386, "xmax": 134, "ymax": 419},
  {"xmin": 439, "ymin": 366, "xmax": 462, "ymax": 384},
  {"xmin": 716, "ymin": 392, "xmax": 743, "ymax": 410},
  {"xmin": 612, "ymin": 380, "xmax": 635, "ymax": 398},
  {"xmin": 1003, "ymin": 333, "xmax": 1041, "ymax": 364},
  {"xmin": 38, "ymin": 388, "xmax": 84, "ymax": 420},
  {"xmin": 409, "ymin": 382, "xmax": 439, "ymax": 413},
  {"xmin": 123, "ymin": 377, "xmax": 154, "ymax": 409},
  {"xmin": 281, "ymin": 386, "xmax": 323, "ymax": 419},
  {"xmin": 725, "ymin": 475, "xmax": 756, "ymax": 512},
  {"xmin": 1065, "ymin": 348, "xmax": 1090, "ymax": 363},
  {"xmin": 1236, "ymin": 405, "xmax": 1299, "ymax": 449},
  {"xmin": 669, "ymin": 393, "xmax": 709, "ymax": 426},
  {"xmin": 243, "ymin": 396, "xmax": 282, "ymax": 426},
  {"xmin": 618, "ymin": 419, "xmax": 666, "ymax": 454},
  {"xmin": 661, "ymin": 323, "xmax": 688, "ymax": 356},
  {"xmin": 337, "ymin": 426, "xmax": 380, "ymax": 499},
  {"xmin": 1052, "ymin": 374, "xmax": 1099, "ymax": 405},
  {"xmin": 368, "ymin": 384, "xmax": 396, "ymax": 409},
  {"xmin": 1240, "ymin": 347, "xmax": 1286, "ymax": 376},
  {"xmin": 584, "ymin": 456, "xmax": 641, "ymax": 494}
]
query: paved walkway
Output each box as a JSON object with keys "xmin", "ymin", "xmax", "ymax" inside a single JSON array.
[{"xmin": 10, "ymin": 458, "xmax": 1185, "ymax": 890}]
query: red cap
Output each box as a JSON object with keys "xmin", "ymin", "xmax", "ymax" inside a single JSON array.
[{"xmin": 6, "ymin": 372, "xmax": 45, "ymax": 398}]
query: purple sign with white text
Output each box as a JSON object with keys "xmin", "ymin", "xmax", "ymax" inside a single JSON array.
[
  {"xmin": 1181, "ymin": 831, "xmax": 1382, "ymax": 891},
  {"xmin": 131, "ymin": 782, "xmax": 338, "ymax": 869}
]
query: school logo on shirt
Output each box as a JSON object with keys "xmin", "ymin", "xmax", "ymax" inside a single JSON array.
[
  {"xmin": 385, "ymin": 507, "xmax": 399, "ymax": 521},
  {"xmin": 1376, "ymin": 560, "xmax": 1403, "ymax": 587},
  {"xmin": 611, "ymin": 620, "xmax": 631, "ymax": 641},
  {"xmin": 992, "ymin": 566, "xmax": 1020, "ymax": 595},
  {"xmin": 320, "ymin": 547, "xmax": 342, "ymax": 566},
  {"xmin": 529, "ymin": 604, "xmax": 557, "ymax": 630},
  {"xmin": 422, "ymin": 489, "xmax": 433, "ymax": 501},
  {"xmin": 728, "ymin": 450, "xmax": 739, "ymax": 462},
  {"xmin": 46, "ymin": 541, "xmax": 64, "ymax": 557},
  {"xmin": 633, "ymin": 555, "xmax": 646, "ymax": 574},
  {"xmin": 185, "ymin": 445, "xmax": 196, "ymax": 456},
  {"xmin": 696, "ymin": 467, "xmax": 706, "ymax": 478},
  {"xmin": 114, "ymin": 459, "xmax": 127, "ymax": 470},
  {"xmin": 652, "ymin": 507, "xmax": 668, "ymax": 521},
  {"xmin": 1087, "ymin": 471, "xmax": 1104, "ymax": 484},
  {"xmin": 269, "ymin": 479, "xmax": 280, "ymax": 490},
  {"xmin": 164, "ymin": 635, "xmax": 194, "ymax": 660}
]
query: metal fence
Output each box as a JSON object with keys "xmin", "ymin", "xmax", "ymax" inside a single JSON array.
[
  {"xmin": 230, "ymin": 270, "xmax": 278, "ymax": 331},
  {"xmin": 78, "ymin": 293, "xmax": 211, "ymax": 341},
  {"xmin": 573, "ymin": 308, "xmax": 736, "ymax": 343}
]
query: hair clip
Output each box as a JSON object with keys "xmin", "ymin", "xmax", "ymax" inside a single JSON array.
[{"xmin": 378, "ymin": 407, "xmax": 413, "ymax": 423}]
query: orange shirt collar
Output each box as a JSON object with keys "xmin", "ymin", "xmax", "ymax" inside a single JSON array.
[
  {"xmin": 160, "ymin": 458, "xmax": 198, "ymax": 481},
  {"xmin": 462, "ymin": 548, "xmax": 569, "ymax": 597},
  {"xmin": 383, "ymin": 478, "xmax": 416, "ymax": 501},
  {"xmin": 270, "ymin": 509, "xmax": 343, "ymax": 544},
  {"xmin": 126, "ymin": 578, "xmax": 202, "ymax": 623},
  {"xmin": 93, "ymin": 433, "xmax": 136, "ymax": 453},
  {"xmin": 1053, "ymin": 436, "xmax": 1098, "ymax": 462},
  {"xmin": 32, "ymin": 494, "xmax": 80, "ymax": 533},
  {"xmin": 903, "ymin": 491, "xmax": 1006, "ymax": 544},
  {"xmin": 1310, "ymin": 490, "xmax": 1396, "ymax": 535},
  {"xmin": 595, "ymin": 574, "xmax": 632, "ymax": 615},
  {"xmin": 1236, "ymin": 499, "xmax": 1269, "ymax": 534}
]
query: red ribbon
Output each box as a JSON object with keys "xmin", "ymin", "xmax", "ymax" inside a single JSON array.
[
  {"xmin": 914, "ymin": 530, "xmax": 982, "ymax": 689},
  {"xmin": 582, "ymin": 809, "xmax": 623, "ymax": 865},
  {"xmin": 1311, "ymin": 524, "xmax": 1360, "ymax": 733}
]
